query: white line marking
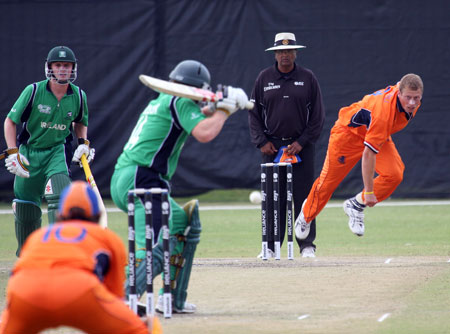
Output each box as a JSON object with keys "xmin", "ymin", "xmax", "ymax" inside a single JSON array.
[
  {"xmin": 378, "ymin": 313, "xmax": 391, "ymax": 322},
  {"xmin": 0, "ymin": 200, "xmax": 449, "ymax": 215},
  {"xmin": 447, "ymin": 259, "xmax": 450, "ymax": 263},
  {"xmin": 297, "ymin": 314, "xmax": 310, "ymax": 320},
  {"xmin": 199, "ymin": 200, "xmax": 450, "ymax": 211},
  {"xmin": 384, "ymin": 258, "xmax": 392, "ymax": 264}
]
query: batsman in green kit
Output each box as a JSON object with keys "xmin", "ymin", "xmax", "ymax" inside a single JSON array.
[
  {"xmin": 110, "ymin": 59, "xmax": 250, "ymax": 314},
  {"xmin": 2, "ymin": 46, "xmax": 95, "ymax": 256}
]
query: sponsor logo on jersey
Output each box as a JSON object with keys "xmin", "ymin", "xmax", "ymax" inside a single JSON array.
[
  {"xmin": 190, "ymin": 113, "xmax": 200, "ymax": 120},
  {"xmin": 264, "ymin": 82, "xmax": 281, "ymax": 92},
  {"xmin": 41, "ymin": 122, "xmax": 67, "ymax": 130},
  {"xmin": 65, "ymin": 111, "xmax": 73, "ymax": 119},
  {"xmin": 143, "ymin": 103, "xmax": 159, "ymax": 115},
  {"xmin": 38, "ymin": 104, "xmax": 52, "ymax": 114},
  {"xmin": 10, "ymin": 108, "xmax": 16, "ymax": 113},
  {"xmin": 294, "ymin": 81, "xmax": 304, "ymax": 86}
]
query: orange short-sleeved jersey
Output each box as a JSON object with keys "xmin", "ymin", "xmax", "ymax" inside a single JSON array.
[
  {"xmin": 335, "ymin": 84, "xmax": 420, "ymax": 153},
  {"xmin": 13, "ymin": 221, "xmax": 127, "ymax": 298}
]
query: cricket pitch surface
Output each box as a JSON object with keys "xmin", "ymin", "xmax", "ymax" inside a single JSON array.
[{"xmin": 35, "ymin": 256, "xmax": 450, "ymax": 333}]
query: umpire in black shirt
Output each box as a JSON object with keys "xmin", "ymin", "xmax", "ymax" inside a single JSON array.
[{"xmin": 249, "ymin": 32, "xmax": 325, "ymax": 258}]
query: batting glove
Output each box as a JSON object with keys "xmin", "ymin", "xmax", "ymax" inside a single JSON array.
[
  {"xmin": 216, "ymin": 86, "xmax": 249, "ymax": 116},
  {"xmin": 4, "ymin": 147, "xmax": 30, "ymax": 178},
  {"xmin": 72, "ymin": 138, "xmax": 95, "ymax": 167}
]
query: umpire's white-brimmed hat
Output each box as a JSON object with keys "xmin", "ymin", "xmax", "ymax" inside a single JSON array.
[{"xmin": 265, "ymin": 32, "xmax": 306, "ymax": 51}]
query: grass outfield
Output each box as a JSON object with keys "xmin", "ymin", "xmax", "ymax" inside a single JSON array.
[{"xmin": 0, "ymin": 190, "xmax": 449, "ymax": 333}]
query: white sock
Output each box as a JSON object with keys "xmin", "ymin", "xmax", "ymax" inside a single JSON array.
[{"xmin": 355, "ymin": 192, "xmax": 364, "ymax": 205}]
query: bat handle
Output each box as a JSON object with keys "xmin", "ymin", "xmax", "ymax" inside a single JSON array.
[
  {"xmin": 80, "ymin": 155, "xmax": 92, "ymax": 181},
  {"xmin": 80, "ymin": 154, "xmax": 108, "ymax": 228}
]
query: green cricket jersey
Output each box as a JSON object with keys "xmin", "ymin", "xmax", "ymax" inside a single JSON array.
[
  {"xmin": 115, "ymin": 93, "xmax": 206, "ymax": 180},
  {"xmin": 7, "ymin": 80, "xmax": 88, "ymax": 148}
]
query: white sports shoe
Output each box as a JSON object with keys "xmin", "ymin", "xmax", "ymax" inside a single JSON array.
[
  {"xmin": 301, "ymin": 246, "xmax": 316, "ymax": 258},
  {"xmin": 343, "ymin": 198, "xmax": 365, "ymax": 236},
  {"xmin": 174, "ymin": 301, "xmax": 197, "ymax": 314},
  {"xmin": 294, "ymin": 212, "xmax": 310, "ymax": 240},
  {"xmin": 155, "ymin": 295, "xmax": 197, "ymax": 314},
  {"xmin": 256, "ymin": 248, "xmax": 275, "ymax": 259},
  {"xmin": 155, "ymin": 295, "xmax": 165, "ymax": 314}
]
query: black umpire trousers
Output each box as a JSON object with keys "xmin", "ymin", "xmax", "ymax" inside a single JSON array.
[{"xmin": 262, "ymin": 139, "xmax": 317, "ymax": 252}]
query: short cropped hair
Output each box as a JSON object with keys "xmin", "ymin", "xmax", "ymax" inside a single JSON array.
[{"xmin": 399, "ymin": 73, "xmax": 424, "ymax": 93}]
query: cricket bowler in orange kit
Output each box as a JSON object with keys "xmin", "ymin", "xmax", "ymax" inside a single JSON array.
[
  {"xmin": 295, "ymin": 73, "xmax": 423, "ymax": 240},
  {"xmin": 0, "ymin": 181, "xmax": 161, "ymax": 334}
]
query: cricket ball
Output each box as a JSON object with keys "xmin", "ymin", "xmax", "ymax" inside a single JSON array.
[{"xmin": 249, "ymin": 190, "xmax": 262, "ymax": 204}]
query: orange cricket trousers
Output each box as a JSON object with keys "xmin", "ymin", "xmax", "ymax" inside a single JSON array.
[
  {"xmin": 0, "ymin": 268, "xmax": 149, "ymax": 334},
  {"xmin": 303, "ymin": 125, "xmax": 404, "ymax": 222}
]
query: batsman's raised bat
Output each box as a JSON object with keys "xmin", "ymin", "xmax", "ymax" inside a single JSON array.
[
  {"xmin": 139, "ymin": 74, "xmax": 254, "ymax": 109},
  {"xmin": 81, "ymin": 154, "xmax": 108, "ymax": 228}
]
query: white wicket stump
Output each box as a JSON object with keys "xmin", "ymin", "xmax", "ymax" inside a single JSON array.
[
  {"xmin": 163, "ymin": 292, "xmax": 172, "ymax": 318},
  {"xmin": 146, "ymin": 293, "xmax": 154, "ymax": 316}
]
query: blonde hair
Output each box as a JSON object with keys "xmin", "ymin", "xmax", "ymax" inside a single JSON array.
[{"xmin": 399, "ymin": 73, "xmax": 423, "ymax": 93}]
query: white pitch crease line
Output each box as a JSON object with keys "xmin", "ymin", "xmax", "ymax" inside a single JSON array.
[
  {"xmin": 297, "ymin": 314, "xmax": 310, "ymax": 320},
  {"xmin": 384, "ymin": 258, "xmax": 392, "ymax": 264},
  {"xmin": 378, "ymin": 313, "xmax": 391, "ymax": 322}
]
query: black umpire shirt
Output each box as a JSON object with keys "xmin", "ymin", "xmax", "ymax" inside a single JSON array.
[{"xmin": 248, "ymin": 62, "xmax": 325, "ymax": 149}]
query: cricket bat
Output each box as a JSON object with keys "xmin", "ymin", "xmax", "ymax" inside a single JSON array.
[
  {"xmin": 139, "ymin": 74, "xmax": 254, "ymax": 109},
  {"xmin": 81, "ymin": 154, "xmax": 108, "ymax": 228}
]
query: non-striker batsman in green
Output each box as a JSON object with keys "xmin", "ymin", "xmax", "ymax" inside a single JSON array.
[
  {"xmin": 110, "ymin": 59, "xmax": 250, "ymax": 314},
  {"xmin": 3, "ymin": 46, "xmax": 95, "ymax": 256}
]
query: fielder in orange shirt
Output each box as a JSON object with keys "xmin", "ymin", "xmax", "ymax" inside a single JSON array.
[
  {"xmin": 295, "ymin": 73, "xmax": 423, "ymax": 240},
  {"xmin": 0, "ymin": 181, "xmax": 161, "ymax": 334}
]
